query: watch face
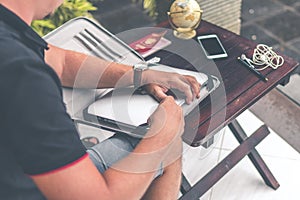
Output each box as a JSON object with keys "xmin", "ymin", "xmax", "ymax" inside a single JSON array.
[{"xmin": 134, "ymin": 62, "xmax": 148, "ymax": 71}]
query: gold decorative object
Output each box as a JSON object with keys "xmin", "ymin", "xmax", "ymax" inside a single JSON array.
[{"xmin": 167, "ymin": 0, "xmax": 203, "ymax": 39}]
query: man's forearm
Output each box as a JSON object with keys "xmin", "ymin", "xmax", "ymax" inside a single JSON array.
[
  {"xmin": 63, "ymin": 49, "xmax": 134, "ymax": 88},
  {"xmin": 102, "ymin": 130, "xmax": 182, "ymax": 200},
  {"xmin": 45, "ymin": 45, "xmax": 134, "ymax": 89}
]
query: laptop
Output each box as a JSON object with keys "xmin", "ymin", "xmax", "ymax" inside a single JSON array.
[{"xmin": 84, "ymin": 64, "xmax": 219, "ymax": 137}]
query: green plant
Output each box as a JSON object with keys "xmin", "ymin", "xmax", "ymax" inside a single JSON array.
[
  {"xmin": 31, "ymin": 0, "xmax": 98, "ymax": 36},
  {"xmin": 132, "ymin": 0, "xmax": 158, "ymax": 18},
  {"xmin": 132, "ymin": 0, "xmax": 172, "ymax": 22}
]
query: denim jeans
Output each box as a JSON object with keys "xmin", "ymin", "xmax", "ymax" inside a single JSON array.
[{"xmin": 87, "ymin": 133, "xmax": 163, "ymax": 176}]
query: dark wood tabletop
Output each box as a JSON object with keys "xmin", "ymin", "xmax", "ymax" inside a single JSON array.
[{"xmin": 145, "ymin": 20, "xmax": 299, "ymax": 147}]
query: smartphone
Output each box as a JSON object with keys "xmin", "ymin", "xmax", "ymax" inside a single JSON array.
[{"xmin": 197, "ymin": 34, "xmax": 228, "ymax": 59}]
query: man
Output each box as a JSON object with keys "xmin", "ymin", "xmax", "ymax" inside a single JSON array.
[{"xmin": 0, "ymin": 0, "xmax": 201, "ymax": 199}]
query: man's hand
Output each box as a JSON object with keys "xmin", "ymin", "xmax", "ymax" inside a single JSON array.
[
  {"xmin": 145, "ymin": 96, "xmax": 184, "ymax": 167},
  {"xmin": 142, "ymin": 70, "xmax": 201, "ymax": 104},
  {"xmin": 147, "ymin": 96, "xmax": 184, "ymax": 140}
]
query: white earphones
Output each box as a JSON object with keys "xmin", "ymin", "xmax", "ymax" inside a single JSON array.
[{"xmin": 248, "ymin": 44, "xmax": 284, "ymax": 71}]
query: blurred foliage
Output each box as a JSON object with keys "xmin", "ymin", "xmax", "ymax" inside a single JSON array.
[
  {"xmin": 132, "ymin": 0, "xmax": 158, "ymax": 18},
  {"xmin": 31, "ymin": 0, "xmax": 101, "ymax": 36},
  {"xmin": 132, "ymin": 0, "xmax": 172, "ymax": 23}
]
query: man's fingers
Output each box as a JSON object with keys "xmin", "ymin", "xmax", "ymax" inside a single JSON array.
[
  {"xmin": 167, "ymin": 75, "xmax": 201, "ymax": 104},
  {"xmin": 144, "ymin": 71, "xmax": 201, "ymax": 104},
  {"xmin": 172, "ymin": 79, "xmax": 193, "ymax": 104},
  {"xmin": 146, "ymin": 84, "xmax": 168, "ymax": 102},
  {"xmin": 185, "ymin": 75, "xmax": 201, "ymax": 98},
  {"xmin": 153, "ymin": 88, "xmax": 168, "ymax": 102}
]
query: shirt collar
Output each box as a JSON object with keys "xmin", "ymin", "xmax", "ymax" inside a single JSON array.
[{"xmin": 0, "ymin": 4, "xmax": 48, "ymax": 51}]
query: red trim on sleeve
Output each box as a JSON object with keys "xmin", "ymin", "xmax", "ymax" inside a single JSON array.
[{"xmin": 29, "ymin": 153, "xmax": 89, "ymax": 177}]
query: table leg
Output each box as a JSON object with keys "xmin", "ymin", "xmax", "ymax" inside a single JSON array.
[
  {"xmin": 180, "ymin": 137, "xmax": 215, "ymax": 195},
  {"xmin": 179, "ymin": 125, "xmax": 271, "ymax": 200},
  {"xmin": 228, "ymin": 119, "xmax": 280, "ymax": 189},
  {"xmin": 180, "ymin": 172, "xmax": 192, "ymax": 194}
]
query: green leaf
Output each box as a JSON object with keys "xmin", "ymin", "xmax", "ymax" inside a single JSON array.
[{"xmin": 31, "ymin": 0, "xmax": 99, "ymax": 36}]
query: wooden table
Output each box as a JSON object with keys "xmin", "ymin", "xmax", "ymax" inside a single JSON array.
[
  {"xmin": 144, "ymin": 21, "xmax": 299, "ymax": 199},
  {"xmin": 48, "ymin": 17, "xmax": 298, "ymax": 199}
]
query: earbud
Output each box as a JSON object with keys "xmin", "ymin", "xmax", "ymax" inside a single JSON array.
[{"xmin": 241, "ymin": 44, "xmax": 284, "ymax": 71}]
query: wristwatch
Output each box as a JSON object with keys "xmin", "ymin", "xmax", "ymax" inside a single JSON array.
[{"xmin": 133, "ymin": 62, "xmax": 149, "ymax": 89}]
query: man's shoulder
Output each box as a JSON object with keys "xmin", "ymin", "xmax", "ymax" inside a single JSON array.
[
  {"xmin": 0, "ymin": 26, "xmax": 58, "ymax": 87},
  {"xmin": 0, "ymin": 23, "xmax": 40, "ymax": 66}
]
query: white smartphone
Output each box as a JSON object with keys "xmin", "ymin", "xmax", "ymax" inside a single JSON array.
[{"xmin": 197, "ymin": 34, "xmax": 228, "ymax": 59}]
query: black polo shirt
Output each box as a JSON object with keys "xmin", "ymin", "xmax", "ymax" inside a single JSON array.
[{"xmin": 0, "ymin": 4, "xmax": 87, "ymax": 199}]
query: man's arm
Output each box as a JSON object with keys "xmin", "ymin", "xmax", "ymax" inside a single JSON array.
[
  {"xmin": 45, "ymin": 44, "xmax": 133, "ymax": 89},
  {"xmin": 45, "ymin": 44, "xmax": 201, "ymax": 103},
  {"xmin": 31, "ymin": 97, "xmax": 184, "ymax": 200}
]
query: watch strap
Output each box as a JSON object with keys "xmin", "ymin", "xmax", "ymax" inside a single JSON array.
[
  {"xmin": 134, "ymin": 68, "xmax": 143, "ymax": 89},
  {"xmin": 133, "ymin": 62, "xmax": 148, "ymax": 89}
]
